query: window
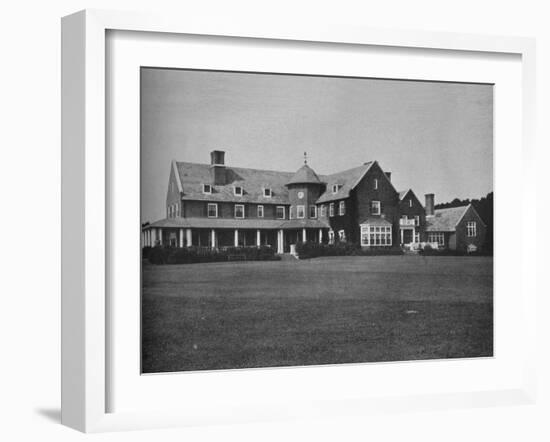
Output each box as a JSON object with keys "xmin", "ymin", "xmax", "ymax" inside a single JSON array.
[
  {"xmin": 414, "ymin": 215, "xmax": 420, "ymax": 226},
  {"xmin": 409, "ymin": 199, "xmax": 413, "ymax": 207},
  {"xmin": 370, "ymin": 200, "xmax": 381, "ymax": 215},
  {"xmin": 202, "ymin": 184, "xmax": 212, "ymax": 194},
  {"xmin": 329, "ymin": 203, "xmax": 335, "ymax": 217},
  {"xmin": 234, "ymin": 204, "xmax": 245, "ymax": 219},
  {"xmin": 339, "ymin": 201, "xmax": 346, "ymax": 216},
  {"xmin": 175, "ymin": 203, "xmax": 179, "ymax": 217},
  {"xmin": 234, "ymin": 186, "xmax": 243, "ymax": 196},
  {"xmin": 374, "ymin": 178, "xmax": 378, "ymax": 190},
  {"xmin": 320, "ymin": 205, "xmax": 326, "ymax": 217},
  {"xmin": 467, "ymin": 221, "xmax": 477, "ymax": 237},
  {"xmin": 309, "ymin": 205, "xmax": 317, "ymax": 218},
  {"xmin": 338, "ymin": 230, "xmax": 346, "ymax": 242},
  {"xmin": 360, "ymin": 225, "xmax": 392, "ymax": 246},
  {"xmin": 276, "ymin": 206, "xmax": 285, "ymax": 219},
  {"xmin": 328, "ymin": 230, "xmax": 335, "ymax": 244},
  {"xmin": 168, "ymin": 205, "xmax": 172, "ymax": 218},
  {"xmin": 414, "ymin": 232, "xmax": 420, "ymax": 243},
  {"xmin": 428, "ymin": 232, "xmax": 445, "ymax": 246},
  {"xmin": 263, "ymin": 188, "xmax": 272, "ymax": 197},
  {"xmin": 207, "ymin": 203, "xmax": 218, "ymax": 218},
  {"xmin": 297, "ymin": 205, "xmax": 305, "ymax": 219},
  {"xmin": 257, "ymin": 205, "xmax": 264, "ymax": 218},
  {"xmin": 332, "ymin": 184, "xmax": 339, "ymax": 194}
]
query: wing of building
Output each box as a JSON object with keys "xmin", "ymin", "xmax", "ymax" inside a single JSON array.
[{"xmin": 142, "ymin": 150, "xmax": 488, "ymax": 254}]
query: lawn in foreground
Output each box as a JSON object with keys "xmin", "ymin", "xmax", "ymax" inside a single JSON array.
[{"xmin": 142, "ymin": 255, "xmax": 493, "ymax": 373}]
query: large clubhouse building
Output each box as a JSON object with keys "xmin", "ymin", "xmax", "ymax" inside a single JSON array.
[{"xmin": 142, "ymin": 151, "xmax": 487, "ymax": 254}]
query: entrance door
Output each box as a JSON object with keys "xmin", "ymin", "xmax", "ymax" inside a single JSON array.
[{"xmin": 402, "ymin": 229, "xmax": 413, "ymax": 244}]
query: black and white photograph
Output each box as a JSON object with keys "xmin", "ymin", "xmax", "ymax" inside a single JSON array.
[{"xmin": 140, "ymin": 67, "xmax": 493, "ymax": 374}]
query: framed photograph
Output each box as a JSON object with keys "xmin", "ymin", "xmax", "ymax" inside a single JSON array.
[{"xmin": 61, "ymin": 9, "xmax": 537, "ymax": 432}]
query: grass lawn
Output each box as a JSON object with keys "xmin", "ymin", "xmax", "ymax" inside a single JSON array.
[{"xmin": 142, "ymin": 255, "xmax": 493, "ymax": 373}]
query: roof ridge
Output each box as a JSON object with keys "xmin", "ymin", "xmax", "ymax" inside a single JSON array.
[{"xmin": 176, "ymin": 161, "xmax": 295, "ymax": 175}]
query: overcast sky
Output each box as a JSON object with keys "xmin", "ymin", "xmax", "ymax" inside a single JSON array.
[{"xmin": 141, "ymin": 68, "xmax": 493, "ymax": 223}]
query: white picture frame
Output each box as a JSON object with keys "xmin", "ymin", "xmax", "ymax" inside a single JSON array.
[{"xmin": 61, "ymin": 9, "xmax": 537, "ymax": 433}]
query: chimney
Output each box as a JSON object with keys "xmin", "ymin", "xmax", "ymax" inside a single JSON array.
[
  {"xmin": 385, "ymin": 171, "xmax": 392, "ymax": 182},
  {"xmin": 209, "ymin": 150, "xmax": 227, "ymax": 185},
  {"xmin": 425, "ymin": 193, "xmax": 435, "ymax": 216}
]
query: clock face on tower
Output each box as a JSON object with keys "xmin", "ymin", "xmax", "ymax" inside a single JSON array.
[{"xmin": 297, "ymin": 191, "xmax": 304, "ymax": 199}]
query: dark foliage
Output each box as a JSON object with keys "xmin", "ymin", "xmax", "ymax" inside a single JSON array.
[
  {"xmin": 295, "ymin": 241, "xmax": 403, "ymax": 259},
  {"xmin": 147, "ymin": 245, "xmax": 281, "ymax": 265}
]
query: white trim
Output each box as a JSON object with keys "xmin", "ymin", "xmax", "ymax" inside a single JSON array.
[
  {"xmin": 234, "ymin": 204, "xmax": 245, "ymax": 219},
  {"xmin": 233, "ymin": 185, "xmax": 243, "ymax": 196},
  {"xmin": 276, "ymin": 205, "xmax": 285, "ymax": 219},
  {"xmin": 370, "ymin": 200, "xmax": 381, "ymax": 215},
  {"xmin": 297, "ymin": 205, "xmax": 305, "ymax": 219},
  {"xmin": 207, "ymin": 203, "xmax": 218, "ymax": 218},
  {"xmin": 309, "ymin": 205, "xmax": 317, "ymax": 218},
  {"xmin": 339, "ymin": 200, "xmax": 346, "ymax": 216},
  {"xmin": 202, "ymin": 183, "xmax": 212, "ymax": 194},
  {"xmin": 329, "ymin": 202, "xmax": 334, "ymax": 217},
  {"xmin": 257, "ymin": 204, "xmax": 264, "ymax": 218}
]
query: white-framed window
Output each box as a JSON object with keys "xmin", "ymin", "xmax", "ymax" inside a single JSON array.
[
  {"xmin": 360, "ymin": 225, "xmax": 392, "ymax": 246},
  {"xmin": 309, "ymin": 205, "xmax": 317, "ymax": 218},
  {"xmin": 167, "ymin": 205, "xmax": 171, "ymax": 218},
  {"xmin": 234, "ymin": 204, "xmax": 245, "ymax": 219},
  {"xmin": 332, "ymin": 184, "xmax": 339, "ymax": 194},
  {"xmin": 467, "ymin": 221, "xmax": 477, "ymax": 237},
  {"xmin": 409, "ymin": 199, "xmax": 413, "ymax": 208},
  {"xmin": 370, "ymin": 200, "xmax": 381, "ymax": 215},
  {"xmin": 329, "ymin": 203, "xmax": 335, "ymax": 217},
  {"xmin": 297, "ymin": 205, "xmax": 305, "ymax": 219},
  {"xmin": 414, "ymin": 215, "xmax": 420, "ymax": 226},
  {"xmin": 202, "ymin": 183, "xmax": 212, "ymax": 194},
  {"xmin": 328, "ymin": 230, "xmax": 335, "ymax": 244},
  {"xmin": 339, "ymin": 201, "xmax": 346, "ymax": 216},
  {"xmin": 207, "ymin": 203, "xmax": 218, "ymax": 218},
  {"xmin": 374, "ymin": 178, "xmax": 378, "ymax": 190},
  {"xmin": 175, "ymin": 203, "xmax": 179, "ymax": 217},
  {"xmin": 263, "ymin": 187, "xmax": 272, "ymax": 197},
  {"xmin": 338, "ymin": 230, "xmax": 346, "ymax": 242},
  {"xmin": 234, "ymin": 186, "xmax": 243, "ymax": 196},
  {"xmin": 276, "ymin": 206, "xmax": 285, "ymax": 219},
  {"xmin": 257, "ymin": 205, "xmax": 264, "ymax": 218},
  {"xmin": 320, "ymin": 205, "xmax": 326, "ymax": 217},
  {"xmin": 428, "ymin": 232, "xmax": 445, "ymax": 246}
]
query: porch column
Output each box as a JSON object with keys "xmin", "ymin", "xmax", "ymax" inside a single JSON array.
[
  {"xmin": 234, "ymin": 229, "xmax": 239, "ymax": 247},
  {"xmin": 256, "ymin": 229, "xmax": 261, "ymax": 246},
  {"xmin": 145, "ymin": 230, "xmax": 148, "ymax": 246},
  {"xmin": 400, "ymin": 229, "xmax": 404, "ymax": 245},
  {"xmin": 277, "ymin": 230, "xmax": 283, "ymax": 254},
  {"xmin": 319, "ymin": 229, "xmax": 323, "ymax": 244},
  {"xmin": 186, "ymin": 228, "xmax": 192, "ymax": 246},
  {"xmin": 157, "ymin": 228, "xmax": 163, "ymax": 246},
  {"xmin": 302, "ymin": 228, "xmax": 307, "ymax": 242},
  {"xmin": 179, "ymin": 228, "xmax": 184, "ymax": 247},
  {"xmin": 211, "ymin": 229, "xmax": 216, "ymax": 249},
  {"xmin": 151, "ymin": 228, "xmax": 157, "ymax": 246}
]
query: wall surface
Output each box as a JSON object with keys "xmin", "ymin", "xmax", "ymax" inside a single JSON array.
[{"xmin": 0, "ymin": 1, "xmax": 548, "ymax": 441}]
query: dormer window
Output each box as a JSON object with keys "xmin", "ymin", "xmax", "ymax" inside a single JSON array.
[
  {"xmin": 263, "ymin": 187, "xmax": 272, "ymax": 197},
  {"xmin": 202, "ymin": 184, "xmax": 212, "ymax": 194},
  {"xmin": 332, "ymin": 184, "xmax": 340, "ymax": 194},
  {"xmin": 234, "ymin": 186, "xmax": 243, "ymax": 196}
]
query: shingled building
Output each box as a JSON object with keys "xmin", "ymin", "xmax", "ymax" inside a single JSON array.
[{"xmin": 142, "ymin": 150, "xmax": 487, "ymax": 253}]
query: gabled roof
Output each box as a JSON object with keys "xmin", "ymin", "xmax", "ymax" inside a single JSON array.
[
  {"xmin": 286, "ymin": 164, "xmax": 322, "ymax": 185},
  {"xmin": 316, "ymin": 162, "xmax": 374, "ymax": 204},
  {"xmin": 425, "ymin": 204, "xmax": 475, "ymax": 232},
  {"xmin": 398, "ymin": 189, "xmax": 410, "ymax": 200},
  {"xmin": 176, "ymin": 162, "xmax": 293, "ymax": 204}
]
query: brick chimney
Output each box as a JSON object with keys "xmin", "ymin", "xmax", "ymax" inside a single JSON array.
[
  {"xmin": 209, "ymin": 150, "xmax": 227, "ymax": 185},
  {"xmin": 385, "ymin": 171, "xmax": 392, "ymax": 182},
  {"xmin": 425, "ymin": 193, "xmax": 435, "ymax": 216}
]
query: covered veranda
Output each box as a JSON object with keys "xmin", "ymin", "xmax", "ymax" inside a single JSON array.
[{"xmin": 142, "ymin": 217, "xmax": 331, "ymax": 254}]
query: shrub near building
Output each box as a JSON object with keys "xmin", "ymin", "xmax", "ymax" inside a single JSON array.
[{"xmin": 147, "ymin": 245, "xmax": 280, "ymax": 265}]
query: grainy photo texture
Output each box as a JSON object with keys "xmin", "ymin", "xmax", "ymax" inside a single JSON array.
[{"xmin": 140, "ymin": 68, "xmax": 493, "ymax": 373}]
